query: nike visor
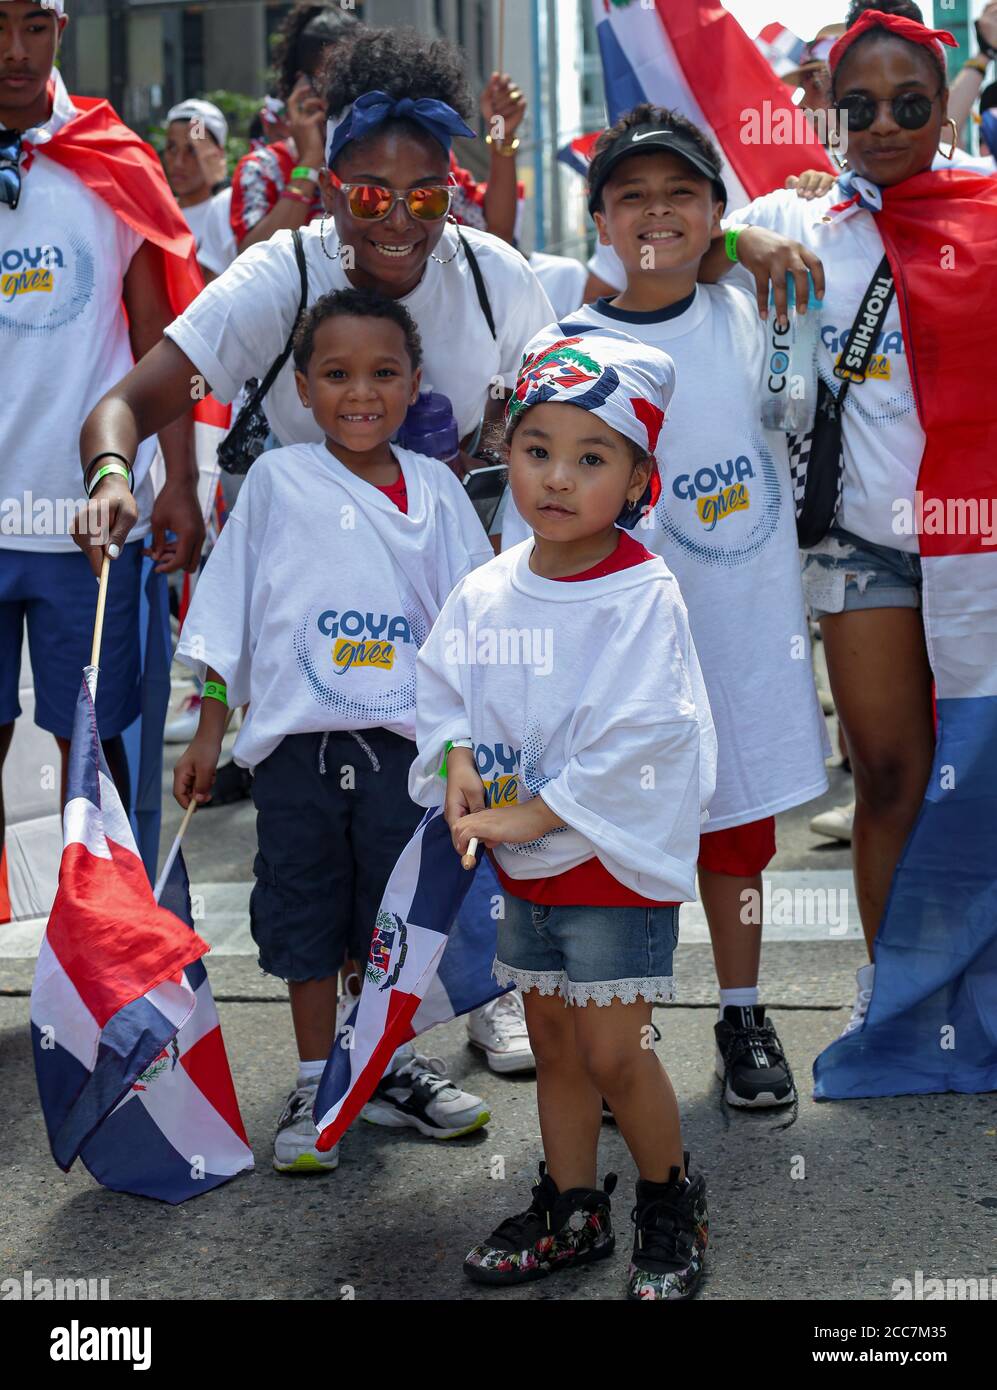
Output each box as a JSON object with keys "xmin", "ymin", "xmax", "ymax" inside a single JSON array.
[{"xmin": 587, "ymin": 123, "xmax": 728, "ymax": 214}]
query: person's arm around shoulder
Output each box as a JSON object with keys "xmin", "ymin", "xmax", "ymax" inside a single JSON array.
[{"xmin": 699, "ymin": 189, "xmax": 826, "ymax": 324}]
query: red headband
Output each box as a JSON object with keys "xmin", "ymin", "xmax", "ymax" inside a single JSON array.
[{"xmin": 828, "ymin": 10, "xmax": 957, "ymax": 74}]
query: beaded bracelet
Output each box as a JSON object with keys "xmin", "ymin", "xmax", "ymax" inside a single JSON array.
[
  {"xmin": 280, "ymin": 186, "xmax": 312, "ymax": 206},
  {"xmin": 86, "ymin": 461, "xmax": 133, "ymax": 497},
  {"xmin": 202, "ymin": 681, "xmax": 228, "ymax": 707}
]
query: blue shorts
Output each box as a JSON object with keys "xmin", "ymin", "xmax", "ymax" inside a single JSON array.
[
  {"xmin": 494, "ymin": 895, "xmax": 679, "ymax": 1007},
  {"xmin": 0, "ymin": 543, "xmax": 143, "ymax": 739},
  {"xmin": 250, "ymin": 728, "xmax": 424, "ymax": 982},
  {"xmin": 802, "ymin": 524, "xmax": 922, "ymax": 620}
]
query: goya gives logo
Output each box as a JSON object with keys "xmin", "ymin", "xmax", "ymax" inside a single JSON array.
[
  {"xmin": 317, "ymin": 608, "xmax": 413, "ymax": 674},
  {"xmin": 0, "ymin": 245, "xmax": 63, "ymax": 301},
  {"xmin": 672, "ymin": 455, "xmax": 754, "ymax": 532},
  {"xmin": 476, "ymin": 741, "xmax": 521, "ymax": 807}
]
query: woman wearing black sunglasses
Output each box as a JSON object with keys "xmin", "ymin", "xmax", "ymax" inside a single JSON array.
[{"xmin": 700, "ymin": 0, "xmax": 997, "ymax": 1057}]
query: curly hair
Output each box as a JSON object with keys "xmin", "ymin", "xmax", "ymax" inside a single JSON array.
[
  {"xmin": 320, "ymin": 26, "xmax": 473, "ymax": 164},
  {"xmin": 292, "ymin": 286, "xmax": 423, "ymax": 375},
  {"xmin": 271, "ymin": 3, "xmax": 361, "ymax": 103},
  {"xmin": 835, "ymin": 0, "xmax": 946, "ymax": 93},
  {"xmin": 587, "ymin": 103, "xmax": 724, "ymax": 213}
]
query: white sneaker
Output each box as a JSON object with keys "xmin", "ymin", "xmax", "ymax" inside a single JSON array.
[
  {"xmin": 362, "ymin": 1045, "xmax": 490, "ymax": 1138},
  {"xmin": 841, "ymin": 962, "xmax": 875, "ymax": 1037},
  {"xmin": 272, "ymin": 1082, "xmax": 339, "ymax": 1173},
  {"xmin": 164, "ymin": 694, "xmax": 201, "ymax": 744},
  {"xmin": 466, "ymin": 991, "xmax": 535, "ymax": 1074},
  {"xmin": 810, "ymin": 801, "xmax": 855, "ymax": 844}
]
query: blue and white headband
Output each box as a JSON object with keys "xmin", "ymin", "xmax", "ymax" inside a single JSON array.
[{"xmin": 325, "ymin": 90, "xmax": 476, "ymax": 167}]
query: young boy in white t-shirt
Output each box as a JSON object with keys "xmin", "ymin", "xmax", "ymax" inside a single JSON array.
[
  {"xmin": 503, "ymin": 106, "xmax": 829, "ymax": 1113},
  {"xmin": 173, "ymin": 287, "xmax": 495, "ymax": 1172}
]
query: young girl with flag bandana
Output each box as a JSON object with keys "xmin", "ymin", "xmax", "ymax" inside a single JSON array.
[{"xmin": 410, "ymin": 324, "xmax": 717, "ymax": 1300}]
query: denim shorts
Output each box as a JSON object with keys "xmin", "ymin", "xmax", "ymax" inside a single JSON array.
[
  {"xmin": 494, "ymin": 893, "xmax": 680, "ymax": 1007},
  {"xmin": 802, "ymin": 524, "xmax": 922, "ymax": 620}
]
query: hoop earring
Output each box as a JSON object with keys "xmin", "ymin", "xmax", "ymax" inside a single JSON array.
[
  {"xmin": 319, "ymin": 215, "xmax": 342, "ymax": 261},
  {"xmin": 940, "ymin": 117, "xmax": 959, "ymax": 161},
  {"xmin": 430, "ymin": 214, "xmax": 461, "ymax": 265}
]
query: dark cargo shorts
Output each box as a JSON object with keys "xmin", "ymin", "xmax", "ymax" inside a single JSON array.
[{"xmin": 249, "ymin": 728, "xmax": 424, "ymax": 982}]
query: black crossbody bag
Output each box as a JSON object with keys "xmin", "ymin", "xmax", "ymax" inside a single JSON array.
[
  {"xmin": 216, "ymin": 229, "xmax": 308, "ymax": 475},
  {"xmin": 788, "ymin": 254, "xmax": 895, "ymax": 548}
]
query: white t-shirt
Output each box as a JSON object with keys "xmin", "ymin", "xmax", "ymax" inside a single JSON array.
[
  {"xmin": 165, "ymin": 222, "xmax": 555, "ymax": 446},
  {"xmin": 180, "ymin": 196, "xmax": 214, "ymax": 250},
  {"xmin": 175, "ymin": 443, "xmax": 493, "ymax": 768},
  {"xmin": 562, "ymin": 290, "xmax": 828, "ymax": 828},
  {"xmin": 0, "ymin": 73, "xmax": 156, "ymax": 551},
  {"xmin": 725, "ymin": 184, "xmax": 925, "ymax": 552},
  {"xmin": 196, "ymin": 188, "xmax": 238, "ymax": 276},
  {"xmin": 529, "ymin": 251, "xmax": 588, "ymax": 320},
  {"xmin": 410, "ymin": 542, "xmax": 717, "ymax": 904}
]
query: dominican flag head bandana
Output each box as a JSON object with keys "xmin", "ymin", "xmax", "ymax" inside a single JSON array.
[{"xmin": 507, "ymin": 322, "xmax": 676, "ymax": 528}]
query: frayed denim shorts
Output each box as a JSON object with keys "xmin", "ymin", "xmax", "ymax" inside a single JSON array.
[
  {"xmin": 802, "ymin": 524, "xmax": 922, "ymax": 620},
  {"xmin": 494, "ymin": 894, "xmax": 679, "ymax": 1007}
]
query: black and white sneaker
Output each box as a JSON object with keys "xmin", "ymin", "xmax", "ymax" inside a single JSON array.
[
  {"xmin": 627, "ymin": 1155, "xmax": 708, "ymax": 1301},
  {"xmin": 714, "ymin": 1005, "xmax": 796, "ymax": 1109},
  {"xmin": 362, "ymin": 1045, "xmax": 490, "ymax": 1138}
]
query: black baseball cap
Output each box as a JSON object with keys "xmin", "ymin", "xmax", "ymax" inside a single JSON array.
[{"xmin": 587, "ymin": 123, "xmax": 727, "ymax": 214}]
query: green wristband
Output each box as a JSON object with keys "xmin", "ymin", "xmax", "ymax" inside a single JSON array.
[
  {"xmin": 290, "ymin": 165, "xmax": 320, "ymax": 183},
  {"xmin": 85, "ymin": 461, "xmax": 133, "ymax": 497},
  {"xmin": 438, "ymin": 738, "xmax": 473, "ymax": 779},
  {"xmin": 202, "ymin": 681, "xmax": 228, "ymax": 707},
  {"xmin": 724, "ymin": 227, "xmax": 744, "ymax": 263}
]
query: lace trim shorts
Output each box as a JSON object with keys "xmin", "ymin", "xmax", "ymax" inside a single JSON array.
[{"xmin": 494, "ymin": 894, "xmax": 679, "ymax": 1007}]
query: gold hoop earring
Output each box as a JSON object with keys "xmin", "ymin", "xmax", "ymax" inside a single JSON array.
[
  {"xmin": 940, "ymin": 117, "xmax": 959, "ymax": 161},
  {"xmin": 319, "ymin": 215, "xmax": 342, "ymax": 261},
  {"xmin": 430, "ymin": 213, "xmax": 461, "ymax": 265}
]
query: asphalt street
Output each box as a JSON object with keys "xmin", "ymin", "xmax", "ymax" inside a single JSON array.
[{"xmin": 2, "ymin": 653, "xmax": 995, "ymax": 1302}]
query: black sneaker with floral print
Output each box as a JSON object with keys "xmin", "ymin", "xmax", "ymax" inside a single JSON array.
[
  {"xmin": 627, "ymin": 1155, "xmax": 708, "ymax": 1301},
  {"xmin": 464, "ymin": 1163, "xmax": 617, "ymax": 1286}
]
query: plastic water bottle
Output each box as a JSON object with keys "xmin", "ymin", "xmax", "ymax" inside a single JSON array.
[
  {"xmin": 760, "ymin": 276, "xmax": 820, "ymax": 433},
  {"xmin": 396, "ymin": 386, "xmax": 461, "ymax": 471}
]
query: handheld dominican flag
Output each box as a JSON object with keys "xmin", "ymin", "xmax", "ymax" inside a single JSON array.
[
  {"xmin": 591, "ymin": 0, "xmax": 832, "ymax": 211},
  {"xmin": 814, "ymin": 170, "xmax": 997, "ymax": 1100},
  {"xmin": 754, "ymin": 22, "xmax": 808, "ymax": 80},
  {"xmin": 76, "ymin": 844, "xmax": 253, "ymax": 1202},
  {"xmin": 32, "ymin": 673, "xmax": 208, "ymax": 1175},
  {"xmin": 314, "ymin": 809, "xmax": 506, "ymax": 1152}
]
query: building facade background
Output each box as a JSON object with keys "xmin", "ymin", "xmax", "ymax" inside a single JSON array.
[{"xmin": 58, "ymin": 0, "xmax": 606, "ymax": 258}]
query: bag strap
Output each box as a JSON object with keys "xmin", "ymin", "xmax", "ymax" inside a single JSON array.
[
  {"xmin": 831, "ymin": 253, "xmax": 895, "ymax": 403},
  {"xmin": 455, "ymin": 225, "xmax": 497, "ymax": 341},
  {"xmin": 245, "ymin": 228, "xmax": 309, "ymax": 409}
]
